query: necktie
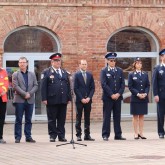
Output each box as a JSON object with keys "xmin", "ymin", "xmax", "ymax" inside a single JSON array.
[
  {"xmin": 138, "ymin": 72, "xmax": 141, "ymax": 76},
  {"xmin": 82, "ymin": 71, "xmax": 86, "ymax": 84},
  {"xmin": 56, "ymin": 69, "xmax": 62, "ymax": 78}
]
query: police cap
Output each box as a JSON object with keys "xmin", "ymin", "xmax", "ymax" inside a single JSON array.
[
  {"xmin": 49, "ymin": 53, "xmax": 62, "ymax": 60},
  {"xmin": 134, "ymin": 57, "xmax": 142, "ymax": 62},
  {"xmin": 105, "ymin": 52, "xmax": 117, "ymax": 59},
  {"xmin": 159, "ymin": 49, "xmax": 165, "ymax": 56}
]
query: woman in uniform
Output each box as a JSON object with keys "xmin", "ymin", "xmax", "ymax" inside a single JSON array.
[{"xmin": 128, "ymin": 57, "xmax": 150, "ymax": 139}]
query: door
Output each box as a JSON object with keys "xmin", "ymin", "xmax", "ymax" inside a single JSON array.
[{"xmin": 3, "ymin": 53, "xmax": 52, "ymax": 121}]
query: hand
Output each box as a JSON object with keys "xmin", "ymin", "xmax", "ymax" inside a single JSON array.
[
  {"xmin": 114, "ymin": 93, "xmax": 120, "ymax": 100},
  {"xmin": 42, "ymin": 100, "xmax": 47, "ymax": 105},
  {"xmin": 0, "ymin": 91, "xmax": 6, "ymax": 96},
  {"xmin": 25, "ymin": 92, "xmax": 31, "ymax": 99},
  {"xmin": 81, "ymin": 98, "xmax": 87, "ymax": 104},
  {"xmin": 85, "ymin": 97, "xmax": 90, "ymax": 103},
  {"xmin": 154, "ymin": 95, "xmax": 159, "ymax": 103}
]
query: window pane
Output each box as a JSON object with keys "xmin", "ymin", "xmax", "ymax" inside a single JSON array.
[
  {"xmin": 107, "ymin": 29, "xmax": 155, "ymax": 52},
  {"xmin": 4, "ymin": 27, "xmax": 58, "ymax": 52}
]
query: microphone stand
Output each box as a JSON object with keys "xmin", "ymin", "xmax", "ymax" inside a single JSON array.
[{"xmin": 56, "ymin": 74, "xmax": 87, "ymax": 149}]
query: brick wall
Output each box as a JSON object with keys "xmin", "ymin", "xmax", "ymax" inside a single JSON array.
[{"xmin": 0, "ymin": 0, "xmax": 165, "ymax": 120}]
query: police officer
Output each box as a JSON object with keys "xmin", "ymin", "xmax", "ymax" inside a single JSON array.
[
  {"xmin": 100, "ymin": 52, "xmax": 126, "ymax": 141},
  {"xmin": 128, "ymin": 57, "xmax": 150, "ymax": 139},
  {"xmin": 0, "ymin": 67, "xmax": 9, "ymax": 144},
  {"xmin": 41, "ymin": 53, "xmax": 71, "ymax": 142},
  {"xmin": 153, "ymin": 49, "xmax": 165, "ymax": 139}
]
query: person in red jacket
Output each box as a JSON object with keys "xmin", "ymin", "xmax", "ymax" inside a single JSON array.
[{"xmin": 0, "ymin": 68, "xmax": 9, "ymax": 144}]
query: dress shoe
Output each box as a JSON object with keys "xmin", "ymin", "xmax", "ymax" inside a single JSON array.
[
  {"xmin": 84, "ymin": 135, "xmax": 95, "ymax": 141},
  {"xmin": 0, "ymin": 139, "xmax": 6, "ymax": 144},
  {"xmin": 15, "ymin": 139, "xmax": 20, "ymax": 143},
  {"xmin": 134, "ymin": 136, "xmax": 139, "ymax": 140},
  {"xmin": 77, "ymin": 136, "xmax": 82, "ymax": 141},
  {"xmin": 26, "ymin": 138, "xmax": 36, "ymax": 143},
  {"xmin": 159, "ymin": 134, "xmax": 164, "ymax": 139},
  {"xmin": 50, "ymin": 137, "xmax": 55, "ymax": 142},
  {"xmin": 114, "ymin": 136, "xmax": 126, "ymax": 140},
  {"xmin": 58, "ymin": 138, "xmax": 67, "ymax": 142},
  {"xmin": 103, "ymin": 137, "xmax": 109, "ymax": 141},
  {"xmin": 138, "ymin": 134, "xmax": 147, "ymax": 139}
]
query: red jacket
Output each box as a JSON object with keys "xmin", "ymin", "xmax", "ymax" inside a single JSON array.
[{"xmin": 0, "ymin": 68, "xmax": 9, "ymax": 102}]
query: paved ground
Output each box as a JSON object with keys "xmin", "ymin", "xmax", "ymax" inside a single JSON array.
[{"xmin": 1, "ymin": 118, "xmax": 165, "ymax": 165}]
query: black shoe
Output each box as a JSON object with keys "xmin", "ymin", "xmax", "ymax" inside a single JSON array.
[
  {"xmin": 26, "ymin": 138, "xmax": 36, "ymax": 143},
  {"xmin": 50, "ymin": 137, "xmax": 55, "ymax": 142},
  {"xmin": 15, "ymin": 139, "xmax": 20, "ymax": 143},
  {"xmin": 138, "ymin": 134, "xmax": 147, "ymax": 139},
  {"xmin": 84, "ymin": 135, "xmax": 95, "ymax": 141},
  {"xmin": 58, "ymin": 138, "xmax": 67, "ymax": 142},
  {"xmin": 159, "ymin": 134, "xmax": 164, "ymax": 139},
  {"xmin": 134, "ymin": 136, "xmax": 139, "ymax": 140},
  {"xmin": 103, "ymin": 137, "xmax": 109, "ymax": 141},
  {"xmin": 77, "ymin": 136, "xmax": 82, "ymax": 141},
  {"xmin": 0, "ymin": 139, "xmax": 6, "ymax": 144},
  {"xmin": 114, "ymin": 136, "xmax": 126, "ymax": 140}
]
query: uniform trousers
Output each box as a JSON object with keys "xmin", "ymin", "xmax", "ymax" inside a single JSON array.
[
  {"xmin": 157, "ymin": 100, "xmax": 165, "ymax": 136},
  {"xmin": 46, "ymin": 104, "xmax": 67, "ymax": 139},
  {"xmin": 75, "ymin": 101, "xmax": 91, "ymax": 137},
  {"xmin": 102, "ymin": 99, "xmax": 122, "ymax": 138},
  {"xmin": 0, "ymin": 98, "xmax": 6, "ymax": 139}
]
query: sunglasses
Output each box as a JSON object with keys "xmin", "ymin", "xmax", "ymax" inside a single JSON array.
[{"xmin": 108, "ymin": 59, "xmax": 116, "ymax": 62}]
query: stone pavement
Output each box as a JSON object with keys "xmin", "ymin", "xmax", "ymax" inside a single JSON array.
[{"xmin": 1, "ymin": 118, "xmax": 165, "ymax": 165}]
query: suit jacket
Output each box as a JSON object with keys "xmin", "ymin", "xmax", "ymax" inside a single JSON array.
[
  {"xmin": 41, "ymin": 67, "xmax": 71, "ymax": 105},
  {"xmin": 128, "ymin": 71, "xmax": 150, "ymax": 103},
  {"xmin": 74, "ymin": 70, "xmax": 95, "ymax": 103},
  {"xmin": 153, "ymin": 65, "xmax": 165, "ymax": 99},
  {"xmin": 12, "ymin": 70, "xmax": 38, "ymax": 104},
  {"xmin": 100, "ymin": 66, "xmax": 125, "ymax": 101}
]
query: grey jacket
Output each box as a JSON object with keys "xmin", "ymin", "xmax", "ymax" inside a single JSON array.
[{"xmin": 12, "ymin": 70, "xmax": 38, "ymax": 104}]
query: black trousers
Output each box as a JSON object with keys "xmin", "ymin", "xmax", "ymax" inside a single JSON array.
[
  {"xmin": 46, "ymin": 104, "xmax": 67, "ymax": 139},
  {"xmin": 157, "ymin": 100, "xmax": 165, "ymax": 136},
  {"xmin": 102, "ymin": 99, "xmax": 122, "ymax": 138},
  {"xmin": 75, "ymin": 101, "xmax": 91, "ymax": 137},
  {"xmin": 0, "ymin": 98, "xmax": 6, "ymax": 139}
]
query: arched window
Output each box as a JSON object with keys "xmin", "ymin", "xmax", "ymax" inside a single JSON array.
[
  {"xmin": 4, "ymin": 27, "xmax": 58, "ymax": 52},
  {"xmin": 107, "ymin": 29, "xmax": 156, "ymax": 52}
]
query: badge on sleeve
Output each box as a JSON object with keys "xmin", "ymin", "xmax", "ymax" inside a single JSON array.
[{"xmin": 41, "ymin": 74, "xmax": 44, "ymax": 79}]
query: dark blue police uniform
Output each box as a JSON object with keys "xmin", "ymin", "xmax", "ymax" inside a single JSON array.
[
  {"xmin": 153, "ymin": 49, "xmax": 165, "ymax": 138},
  {"xmin": 41, "ymin": 53, "xmax": 71, "ymax": 142},
  {"xmin": 100, "ymin": 52, "xmax": 125, "ymax": 140},
  {"xmin": 128, "ymin": 70, "xmax": 150, "ymax": 115}
]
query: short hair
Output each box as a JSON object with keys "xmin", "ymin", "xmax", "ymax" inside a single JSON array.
[{"xmin": 18, "ymin": 57, "xmax": 28, "ymax": 62}]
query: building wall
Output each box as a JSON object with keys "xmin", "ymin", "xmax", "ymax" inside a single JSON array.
[{"xmin": 1, "ymin": 0, "xmax": 165, "ymax": 120}]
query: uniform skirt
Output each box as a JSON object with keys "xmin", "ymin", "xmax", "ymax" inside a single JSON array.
[{"xmin": 130, "ymin": 102, "xmax": 148, "ymax": 115}]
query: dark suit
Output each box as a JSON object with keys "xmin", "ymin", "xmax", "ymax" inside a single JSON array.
[
  {"xmin": 153, "ymin": 65, "xmax": 165, "ymax": 136},
  {"xmin": 74, "ymin": 70, "xmax": 95, "ymax": 137},
  {"xmin": 41, "ymin": 67, "xmax": 71, "ymax": 139},
  {"xmin": 128, "ymin": 71, "xmax": 150, "ymax": 115},
  {"xmin": 100, "ymin": 66, "xmax": 125, "ymax": 138}
]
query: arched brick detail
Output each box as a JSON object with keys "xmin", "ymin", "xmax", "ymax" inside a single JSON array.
[
  {"xmin": 0, "ymin": 8, "xmax": 64, "ymax": 48},
  {"xmin": 103, "ymin": 10, "xmax": 163, "ymax": 38}
]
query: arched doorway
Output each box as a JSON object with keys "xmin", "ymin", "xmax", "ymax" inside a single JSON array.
[
  {"xmin": 3, "ymin": 26, "xmax": 61, "ymax": 121},
  {"xmin": 107, "ymin": 27, "xmax": 159, "ymax": 116}
]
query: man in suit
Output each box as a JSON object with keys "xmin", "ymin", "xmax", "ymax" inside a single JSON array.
[
  {"xmin": 100, "ymin": 52, "xmax": 126, "ymax": 141},
  {"xmin": 0, "ymin": 68, "xmax": 9, "ymax": 144},
  {"xmin": 153, "ymin": 49, "xmax": 165, "ymax": 139},
  {"xmin": 12, "ymin": 57, "xmax": 38, "ymax": 143},
  {"xmin": 41, "ymin": 53, "xmax": 71, "ymax": 142},
  {"xmin": 74, "ymin": 60, "xmax": 95, "ymax": 141}
]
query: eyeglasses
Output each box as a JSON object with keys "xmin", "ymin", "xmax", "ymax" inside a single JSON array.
[
  {"xmin": 19, "ymin": 62, "xmax": 27, "ymax": 64},
  {"xmin": 108, "ymin": 59, "xmax": 116, "ymax": 62}
]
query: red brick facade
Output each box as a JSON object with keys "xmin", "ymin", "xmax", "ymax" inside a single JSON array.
[{"xmin": 0, "ymin": 0, "xmax": 165, "ymax": 120}]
